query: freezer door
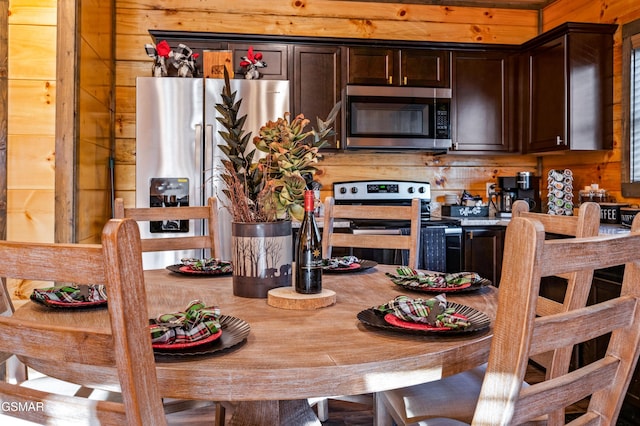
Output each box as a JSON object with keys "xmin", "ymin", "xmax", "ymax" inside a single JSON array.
[
  {"xmin": 136, "ymin": 77, "xmax": 205, "ymax": 269},
  {"xmin": 204, "ymin": 78, "xmax": 290, "ymax": 261}
]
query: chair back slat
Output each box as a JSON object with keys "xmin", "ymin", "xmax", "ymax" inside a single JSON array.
[
  {"xmin": 114, "ymin": 197, "xmax": 221, "ymax": 258},
  {"xmin": 322, "ymin": 197, "xmax": 421, "ymax": 269}
]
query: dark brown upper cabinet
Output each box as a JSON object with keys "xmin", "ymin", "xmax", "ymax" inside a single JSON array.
[
  {"xmin": 229, "ymin": 42, "xmax": 289, "ymax": 80},
  {"xmin": 521, "ymin": 23, "xmax": 617, "ymax": 153},
  {"xmin": 347, "ymin": 47, "xmax": 450, "ymax": 87},
  {"xmin": 292, "ymin": 45, "xmax": 342, "ymax": 149},
  {"xmin": 450, "ymin": 50, "xmax": 517, "ymax": 153}
]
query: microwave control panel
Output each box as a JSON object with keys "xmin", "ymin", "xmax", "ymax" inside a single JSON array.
[{"xmin": 435, "ymin": 102, "xmax": 450, "ymax": 139}]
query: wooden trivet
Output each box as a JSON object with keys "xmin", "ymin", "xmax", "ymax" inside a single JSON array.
[{"xmin": 267, "ymin": 286, "xmax": 336, "ymax": 310}]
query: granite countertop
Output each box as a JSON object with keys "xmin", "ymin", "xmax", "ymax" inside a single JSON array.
[
  {"xmin": 437, "ymin": 215, "xmax": 631, "ymax": 235},
  {"xmin": 434, "ymin": 215, "xmax": 511, "ymax": 227}
]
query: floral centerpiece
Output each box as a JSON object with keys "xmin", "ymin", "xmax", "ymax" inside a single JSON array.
[{"xmin": 216, "ymin": 68, "xmax": 340, "ymax": 223}]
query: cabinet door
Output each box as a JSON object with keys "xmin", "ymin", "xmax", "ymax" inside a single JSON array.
[
  {"xmin": 463, "ymin": 227, "xmax": 504, "ymax": 286},
  {"xmin": 292, "ymin": 45, "xmax": 342, "ymax": 149},
  {"xmin": 526, "ymin": 37, "xmax": 566, "ymax": 152},
  {"xmin": 347, "ymin": 47, "xmax": 396, "ymax": 85},
  {"xmin": 451, "ymin": 51, "xmax": 514, "ymax": 153},
  {"xmin": 229, "ymin": 42, "xmax": 289, "ymax": 80},
  {"xmin": 401, "ymin": 49, "xmax": 449, "ymax": 87}
]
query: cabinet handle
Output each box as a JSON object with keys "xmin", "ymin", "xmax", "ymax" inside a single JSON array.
[
  {"xmin": 452, "ymin": 142, "xmax": 458, "ymax": 150},
  {"xmin": 403, "ymin": 76, "xmax": 407, "ymax": 85},
  {"xmin": 556, "ymin": 136, "xmax": 565, "ymax": 146},
  {"xmin": 388, "ymin": 76, "xmax": 393, "ymax": 85}
]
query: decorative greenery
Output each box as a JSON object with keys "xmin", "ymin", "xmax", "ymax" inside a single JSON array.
[{"xmin": 215, "ymin": 68, "xmax": 340, "ymax": 223}]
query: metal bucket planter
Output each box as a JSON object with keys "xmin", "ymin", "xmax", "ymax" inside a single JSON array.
[{"xmin": 231, "ymin": 220, "xmax": 293, "ymax": 298}]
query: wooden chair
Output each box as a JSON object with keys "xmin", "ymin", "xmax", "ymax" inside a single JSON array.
[
  {"xmin": 115, "ymin": 197, "xmax": 228, "ymax": 424},
  {"xmin": 377, "ymin": 200, "xmax": 602, "ymax": 425},
  {"xmin": 311, "ymin": 196, "xmax": 421, "ymax": 420},
  {"xmin": 416, "ymin": 213, "xmax": 640, "ymax": 425},
  {"xmin": 0, "ymin": 218, "xmax": 167, "ymax": 425},
  {"xmin": 113, "ymin": 196, "xmax": 221, "ymax": 259},
  {"xmin": 322, "ymin": 196, "xmax": 421, "ymax": 269}
]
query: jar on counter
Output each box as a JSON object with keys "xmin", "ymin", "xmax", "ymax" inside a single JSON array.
[
  {"xmin": 579, "ymin": 186, "xmax": 593, "ymax": 204},
  {"xmin": 579, "ymin": 186, "xmax": 608, "ymax": 204}
]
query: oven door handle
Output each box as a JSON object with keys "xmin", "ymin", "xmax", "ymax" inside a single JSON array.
[{"xmin": 351, "ymin": 229, "xmax": 402, "ymax": 235}]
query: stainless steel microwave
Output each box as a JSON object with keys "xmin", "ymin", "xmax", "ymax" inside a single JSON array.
[{"xmin": 343, "ymin": 85, "xmax": 452, "ymax": 150}]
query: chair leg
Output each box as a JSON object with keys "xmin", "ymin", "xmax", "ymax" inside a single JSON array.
[
  {"xmin": 373, "ymin": 392, "xmax": 395, "ymax": 426},
  {"xmin": 4, "ymin": 356, "xmax": 27, "ymax": 383},
  {"xmin": 315, "ymin": 398, "xmax": 329, "ymax": 421},
  {"xmin": 215, "ymin": 402, "xmax": 226, "ymax": 426}
]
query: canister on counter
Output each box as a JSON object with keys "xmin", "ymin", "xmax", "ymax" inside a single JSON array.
[
  {"xmin": 598, "ymin": 203, "xmax": 628, "ymax": 224},
  {"xmin": 621, "ymin": 207, "xmax": 640, "ymax": 227}
]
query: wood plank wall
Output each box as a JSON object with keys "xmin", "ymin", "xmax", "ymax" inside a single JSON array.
[
  {"xmin": 113, "ymin": 0, "xmax": 540, "ymax": 215},
  {"xmin": 7, "ymin": 0, "xmax": 56, "ymax": 243},
  {"xmin": 73, "ymin": 0, "xmax": 114, "ymax": 244}
]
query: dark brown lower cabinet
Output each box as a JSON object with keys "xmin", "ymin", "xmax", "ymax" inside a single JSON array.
[{"xmin": 463, "ymin": 226, "xmax": 505, "ymax": 286}]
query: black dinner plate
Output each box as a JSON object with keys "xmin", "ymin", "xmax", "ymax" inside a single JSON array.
[
  {"xmin": 29, "ymin": 285, "xmax": 108, "ymax": 309},
  {"xmin": 153, "ymin": 315, "xmax": 250, "ymax": 357},
  {"xmin": 357, "ymin": 303, "xmax": 490, "ymax": 335},
  {"xmin": 392, "ymin": 277, "xmax": 492, "ymax": 294},
  {"xmin": 322, "ymin": 259, "xmax": 378, "ymax": 274},
  {"xmin": 166, "ymin": 264, "xmax": 233, "ymax": 277}
]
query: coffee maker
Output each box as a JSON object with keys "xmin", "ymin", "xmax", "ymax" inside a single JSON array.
[{"xmin": 491, "ymin": 172, "xmax": 541, "ymax": 217}]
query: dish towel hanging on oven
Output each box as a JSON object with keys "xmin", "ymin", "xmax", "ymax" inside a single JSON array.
[{"xmin": 400, "ymin": 227, "xmax": 447, "ymax": 272}]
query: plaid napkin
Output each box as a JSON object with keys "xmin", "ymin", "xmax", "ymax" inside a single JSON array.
[
  {"xmin": 149, "ymin": 300, "xmax": 221, "ymax": 345},
  {"xmin": 376, "ymin": 295, "xmax": 471, "ymax": 329},
  {"xmin": 386, "ymin": 267, "xmax": 486, "ymax": 289},
  {"xmin": 180, "ymin": 257, "xmax": 232, "ymax": 272},
  {"xmin": 323, "ymin": 256, "xmax": 359, "ymax": 268},
  {"xmin": 31, "ymin": 284, "xmax": 107, "ymax": 304}
]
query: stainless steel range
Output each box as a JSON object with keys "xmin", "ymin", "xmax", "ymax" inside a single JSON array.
[{"xmin": 332, "ymin": 180, "xmax": 463, "ymax": 272}]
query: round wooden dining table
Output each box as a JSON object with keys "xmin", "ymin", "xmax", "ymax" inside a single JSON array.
[{"xmin": 16, "ymin": 264, "xmax": 498, "ymax": 425}]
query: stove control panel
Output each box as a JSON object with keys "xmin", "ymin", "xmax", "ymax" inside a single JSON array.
[{"xmin": 333, "ymin": 180, "xmax": 431, "ymax": 201}]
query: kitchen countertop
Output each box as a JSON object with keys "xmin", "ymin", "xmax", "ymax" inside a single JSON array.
[{"xmin": 437, "ymin": 215, "xmax": 631, "ymax": 236}]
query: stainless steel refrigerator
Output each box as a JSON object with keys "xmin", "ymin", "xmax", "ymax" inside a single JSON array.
[{"xmin": 135, "ymin": 77, "xmax": 290, "ymax": 269}]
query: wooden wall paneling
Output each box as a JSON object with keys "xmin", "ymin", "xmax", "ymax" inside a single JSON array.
[
  {"xmin": 7, "ymin": 2, "xmax": 56, "ymax": 245},
  {"xmin": 115, "ymin": 137, "xmax": 135, "ymax": 163},
  {"xmin": 7, "ymin": 24, "xmax": 56, "ymax": 80},
  {"xmin": 7, "ymin": 0, "xmax": 56, "ymax": 26},
  {"xmin": 8, "ymin": 80, "xmax": 55, "ymax": 134},
  {"xmin": 55, "ymin": 0, "xmax": 78, "ymax": 244},
  {"xmin": 7, "ymin": 189, "xmax": 54, "ymax": 242},
  {"xmin": 543, "ymin": 0, "xmax": 640, "ymax": 32},
  {"xmin": 116, "ymin": 8, "xmax": 537, "ymax": 45},
  {"xmin": 116, "ymin": 60, "xmax": 150, "ymax": 86},
  {"xmin": 6, "ymin": 135, "xmax": 55, "ymax": 189},
  {"xmin": 0, "ymin": 0, "xmax": 7, "ymax": 242},
  {"xmin": 73, "ymin": 0, "xmax": 115, "ymax": 244},
  {"xmin": 115, "ymin": 0, "xmax": 539, "ymax": 28},
  {"xmin": 115, "ymin": 112, "xmax": 135, "ymax": 139}
]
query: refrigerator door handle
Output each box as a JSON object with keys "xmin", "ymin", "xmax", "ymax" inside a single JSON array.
[{"xmin": 204, "ymin": 124, "xmax": 213, "ymax": 200}]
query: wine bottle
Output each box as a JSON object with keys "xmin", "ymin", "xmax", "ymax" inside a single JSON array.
[{"xmin": 295, "ymin": 190, "xmax": 322, "ymax": 294}]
